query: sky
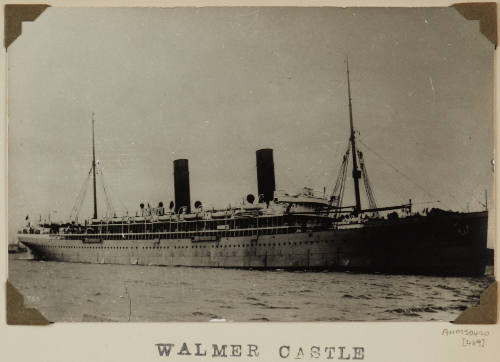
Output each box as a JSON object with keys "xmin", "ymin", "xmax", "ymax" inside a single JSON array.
[{"xmin": 7, "ymin": 7, "xmax": 494, "ymax": 245}]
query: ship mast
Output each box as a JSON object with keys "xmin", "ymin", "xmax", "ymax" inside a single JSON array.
[
  {"xmin": 346, "ymin": 58, "xmax": 362, "ymax": 215},
  {"xmin": 92, "ymin": 113, "xmax": 98, "ymax": 219}
]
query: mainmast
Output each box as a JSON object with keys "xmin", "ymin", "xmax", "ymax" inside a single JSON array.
[
  {"xmin": 346, "ymin": 58, "xmax": 362, "ymax": 214},
  {"xmin": 92, "ymin": 113, "xmax": 98, "ymax": 219}
]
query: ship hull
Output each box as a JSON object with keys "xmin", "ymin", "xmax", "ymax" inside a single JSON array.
[{"xmin": 18, "ymin": 211, "xmax": 488, "ymax": 276}]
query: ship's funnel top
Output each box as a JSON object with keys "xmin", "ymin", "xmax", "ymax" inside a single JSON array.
[
  {"xmin": 256, "ymin": 148, "xmax": 276, "ymax": 204},
  {"xmin": 173, "ymin": 159, "xmax": 191, "ymax": 214}
]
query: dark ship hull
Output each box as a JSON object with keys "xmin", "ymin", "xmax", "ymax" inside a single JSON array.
[{"xmin": 19, "ymin": 210, "xmax": 487, "ymax": 277}]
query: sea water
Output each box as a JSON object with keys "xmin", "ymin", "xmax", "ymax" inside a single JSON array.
[{"xmin": 8, "ymin": 254, "xmax": 494, "ymax": 322}]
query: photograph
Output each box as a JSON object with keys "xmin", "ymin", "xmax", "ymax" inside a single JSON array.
[{"xmin": 6, "ymin": 6, "xmax": 495, "ymax": 323}]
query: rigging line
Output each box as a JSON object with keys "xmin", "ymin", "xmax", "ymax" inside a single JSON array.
[
  {"xmin": 97, "ymin": 169, "xmax": 112, "ymax": 217},
  {"xmin": 461, "ymin": 189, "xmax": 490, "ymax": 210},
  {"xmin": 69, "ymin": 167, "xmax": 92, "ymax": 220},
  {"xmin": 332, "ymin": 161, "xmax": 345, "ymax": 209},
  {"xmin": 330, "ymin": 143, "xmax": 351, "ymax": 197},
  {"xmin": 77, "ymin": 186, "xmax": 90, "ymax": 220},
  {"xmin": 328, "ymin": 143, "xmax": 349, "ymax": 195},
  {"xmin": 100, "ymin": 168, "xmax": 128, "ymax": 215},
  {"xmin": 333, "ymin": 150, "xmax": 349, "ymax": 219},
  {"xmin": 102, "ymin": 180, "xmax": 114, "ymax": 217},
  {"xmin": 358, "ymin": 151, "xmax": 378, "ymax": 213},
  {"xmin": 101, "ymin": 171, "xmax": 121, "ymax": 216},
  {"xmin": 69, "ymin": 174, "xmax": 84, "ymax": 218},
  {"xmin": 100, "ymin": 169, "xmax": 116, "ymax": 217},
  {"xmin": 411, "ymin": 200, "xmax": 441, "ymax": 205},
  {"xmin": 99, "ymin": 179, "xmax": 109, "ymax": 217},
  {"xmin": 362, "ymin": 155, "xmax": 377, "ymax": 209},
  {"xmin": 339, "ymin": 164, "xmax": 347, "ymax": 211},
  {"xmin": 337, "ymin": 163, "xmax": 348, "ymax": 219},
  {"xmin": 75, "ymin": 172, "xmax": 91, "ymax": 220},
  {"xmin": 331, "ymin": 158, "xmax": 346, "ymax": 201},
  {"xmin": 329, "ymin": 143, "xmax": 350, "ymax": 212},
  {"xmin": 115, "ymin": 195, "xmax": 128, "ymax": 216},
  {"xmin": 357, "ymin": 138, "xmax": 438, "ymax": 201}
]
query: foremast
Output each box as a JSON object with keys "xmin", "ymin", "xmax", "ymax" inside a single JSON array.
[
  {"xmin": 346, "ymin": 58, "xmax": 362, "ymax": 215},
  {"xmin": 92, "ymin": 113, "xmax": 98, "ymax": 219}
]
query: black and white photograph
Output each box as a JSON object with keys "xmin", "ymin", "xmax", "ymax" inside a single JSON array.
[{"xmin": 7, "ymin": 6, "xmax": 495, "ymax": 323}]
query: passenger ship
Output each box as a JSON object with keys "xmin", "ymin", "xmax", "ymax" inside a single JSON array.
[{"xmin": 18, "ymin": 63, "xmax": 488, "ymax": 276}]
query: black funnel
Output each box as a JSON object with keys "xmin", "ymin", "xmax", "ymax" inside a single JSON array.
[
  {"xmin": 256, "ymin": 149, "xmax": 276, "ymax": 204},
  {"xmin": 173, "ymin": 159, "xmax": 191, "ymax": 214}
]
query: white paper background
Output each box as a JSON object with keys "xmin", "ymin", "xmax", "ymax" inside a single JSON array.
[{"xmin": 0, "ymin": 1, "xmax": 497, "ymax": 361}]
